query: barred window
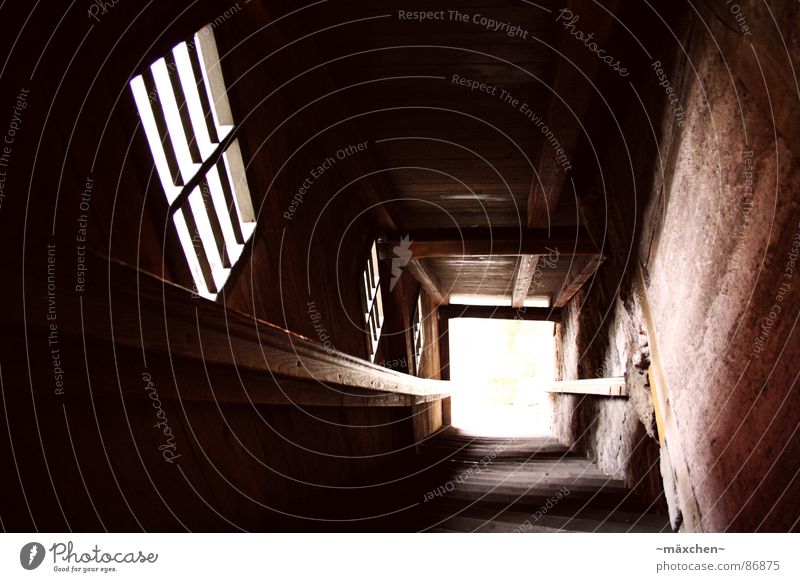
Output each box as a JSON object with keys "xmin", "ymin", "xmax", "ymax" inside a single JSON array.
[
  {"xmin": 361, "ymin": 241, "xmax": 384, "ymax": 362},
  {"xmin": 130, "ymin": 25, "xmax": 255, "ymax": 299},
  {"xmin": 412, "ymin": 293, "xmax": 424, "ymax": 374}
]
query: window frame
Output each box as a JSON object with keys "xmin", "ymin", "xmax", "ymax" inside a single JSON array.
[
  {"xmin": 130, "ymin": 25, "xmax": 255, "ymax": 300},
  {"xmin": 361, "ymin": 241, "xmax": 385, "ymax": 362},
  {"xmin": 412, "ymin": 293, "xmax": 425, "ymax": 375}
]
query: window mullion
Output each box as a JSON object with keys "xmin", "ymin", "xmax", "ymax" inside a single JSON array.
[
  {"xmin": 131, "ymin": 25, "xmax": 255, "ymax": 301},
  {"xmin": 167, "ymin": 130, "xmax": 236, "ymax": 216}
]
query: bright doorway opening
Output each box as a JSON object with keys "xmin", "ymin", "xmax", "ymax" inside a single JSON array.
[{"xmin": 448, "ymin": 318, "xmax": 555, "ymax": 436}]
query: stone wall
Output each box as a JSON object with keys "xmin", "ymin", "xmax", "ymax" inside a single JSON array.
[{"xmin": 554, "ymin": 2, "xmax": 800, "ymax": 531}]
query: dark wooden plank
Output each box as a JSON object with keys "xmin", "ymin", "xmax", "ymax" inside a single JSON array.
[
  {"xmin": 438, "ymin": 312, "xmax": 450, "ymax": 381},
  {"xmin": 553, "ymin": 254, "xmax": 605, "ymax": 308},
  {"xmin": 426, "ymin": 255, "xmax": 518, "ymax": 298}
]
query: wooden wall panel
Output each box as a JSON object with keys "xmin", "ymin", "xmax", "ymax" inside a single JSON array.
[
  {"xmin": 0, "ymin": 328, "xmax": 422, "ymax": 531},
  {"xmin": 0, "ymin": 0, "xmax": 413, "ymax": 366},
  {"xmin": 411, "ymin": 400, "xmax": 444, "ymax": 443},
  {"xmin": 418, "ymin": 291, "xmax": 443, "ymax": 380}
]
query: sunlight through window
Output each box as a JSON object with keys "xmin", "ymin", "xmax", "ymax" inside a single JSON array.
[{"xmin": 130, "ymin": 25, "xmax": 255, "ymax": 300}]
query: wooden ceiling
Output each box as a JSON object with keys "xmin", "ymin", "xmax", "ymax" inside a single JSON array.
[{"xmin": 293, "ymin": 0, "xmax": 607, "ymax": 307}]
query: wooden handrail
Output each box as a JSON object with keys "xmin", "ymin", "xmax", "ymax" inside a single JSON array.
[
  {"xmin": 1, "ymin": 246, "xmax": 451, "ymax": 402},
  {"xmin": 546, "ymin": 377, "xmax": 627, "ymax": 397}
]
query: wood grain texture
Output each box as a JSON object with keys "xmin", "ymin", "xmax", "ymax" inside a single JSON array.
[
  {"xmin": 405, "ymin": 259, "xmax": 448, "ymax": 306},
  {"xmin": 1, "ymin": 247, "xmax": 451, "ymax": 402},
  {"xmin": 302, "ymin": 0, "xmax": 561, "ymax": 231}
]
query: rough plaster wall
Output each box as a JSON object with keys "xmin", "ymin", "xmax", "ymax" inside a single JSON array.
[
  {"xmin": 643, "ymin": 33, "xmax": 800, "ymax": 532},
  {"xmin": 552, "ymin": 286, "xmax": 662, "ymax": 509},
  {"xmin": 555, "ymin": 8, "xmax": 800, "ymax": 531},
  {"xmin": 550, "ymin": 4, "xmax": 686, "ymax": 516},
  {"xmin": 550, "ymin": 60, "xmax": 668, "ymax": 509}
]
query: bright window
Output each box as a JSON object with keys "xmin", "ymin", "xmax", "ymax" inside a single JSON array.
[
  {"xmin": 412, "ymin": 293, "xmax": 424, "ymax": 374},
  {"xmin": 362, "ymin": 241, "xmax": 384, "ymax": 361},
  {"xmin": 130, "ymin": 25, "xmax": 255, "ymax": 299}
]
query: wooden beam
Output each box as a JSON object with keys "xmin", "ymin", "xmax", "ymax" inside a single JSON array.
[
  {"xmin": 14, "ymin": 334, "xmax": 435, "ymax": 408},
  {"xmin": 405, "ymin": 259, "xmax": 448, "ymax": 305},
  {"xmin": 511, "ymin": 255, "xmax": 540, "ymax": 308},
  {"xmin": 439, "ymin": 305, "xmax": 561, "ymax": 322},
  {"xmin": 378, "ymin": 227, "xmax": 599, "ymax": 259},
  {"xmin": 554, "ymin": 255, "xmax": 605, "ymax": 307},
  {"xmin": 164, "ymin": 354, "xmax": 447, "ymax": 407},
  {"xmin": 546, "ymin": 377, "xmax": 627, "ymax": 397},
  {"xmin": 438, "ymin": 312, "xmax": 450, "ymax": 381},
  {"xmin": 0, "ymin": 247, "xmax": 451, "ymax": 403},
  {"xmin": 411, "ymin": 400, "xmax": 445, "ymax": 442},
  {"xmin": 527, "ymin": 0, "xmax": 621, "ymax": 228}
]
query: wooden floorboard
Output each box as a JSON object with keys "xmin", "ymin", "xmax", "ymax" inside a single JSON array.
[{"xmin": 283, "ymin": 427, "xmax": 671, "ymax": 532}]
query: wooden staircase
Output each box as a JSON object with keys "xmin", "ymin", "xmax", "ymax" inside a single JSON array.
[{"xmin": 296, "ymin": 427, "xmax": 670, "ymax": 533}]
